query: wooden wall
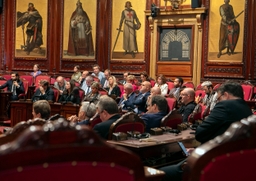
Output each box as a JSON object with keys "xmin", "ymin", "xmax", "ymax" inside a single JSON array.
[{"xmin": 0, "ymin": 0, "xmax": 255, "ymax": 84}]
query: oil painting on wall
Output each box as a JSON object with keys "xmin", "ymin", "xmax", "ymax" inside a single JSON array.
[
  {"xmin": 111, "ymin": 0, "xmax": 146, "ymax": 60},
  {"xmin": 208, "ymin": 0, "xmax": 245, "ymax": 62},
  {"xmin": 15, "ymin": 0, "xmax": 48, "ymax": 57},
  {"xmin": 62, "ymin": 0, "xmax": 97, "ymax": 59}
]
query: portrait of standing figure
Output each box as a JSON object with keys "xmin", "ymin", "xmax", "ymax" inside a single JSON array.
[
  {"xmin": 217, "ymin": 0, "xmax": 243, "ymax": 58},
  {"xmin": 16, "ymin": 2, "xmax": 44, "ymax": 56},
  {"xmin": 118, "ymin": 1, "xmax": 141, "ymax": 58},
  {"xmin": 67, "ymin": 0, "xmax": 94, "ymax": 57}
]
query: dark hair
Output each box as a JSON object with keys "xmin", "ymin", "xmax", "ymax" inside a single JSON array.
[
  {"xmin": 151, "ymin": 95, "xmax": 168, "ymax": 113},
  {"xmin": 97, "ymin": 95, "xmax": 119, "ymax": 114},
  {"xmin": 39, "ymin": 79, "xmax": 49, "ymax": 87},
  {"xmin": 176, "ymin": 77, "xmax": 184, "ymax": 85},
  {"xmin": 217, "ymin": 82, "xmax": 244, "ymax": 99},
  {"xmin": 67, "ymin": 80, "xmax": 76, "ymax": 95},
  {"xmin": 74, "ymin": 65, "xmax": 80, "ymax": 70},
  {"xmin": 11, "ymin": 72, "xmax": 20, "ymax": 81},
  {"xmin": 157, "ymin": 74, "xmax": 167, "ymax": 84},
  {"xmin": 34, "ymin": 64, "xmax": 40, "ymax": 70},
  {"xmin": 33, "ymin": 100, "xmax": 51, "ymax": 119}
]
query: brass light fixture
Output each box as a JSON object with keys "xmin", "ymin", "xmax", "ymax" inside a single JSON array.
[{"xmin": 164, "ymin": 0, "xmax": 186, "ymax": 10}]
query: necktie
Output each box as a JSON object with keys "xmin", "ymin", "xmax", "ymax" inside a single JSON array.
[{"xmin": 86, "ymin": 86, "xmax": 90, "ymax": 94}]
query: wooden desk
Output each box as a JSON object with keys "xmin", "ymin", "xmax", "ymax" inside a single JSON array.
[
  {"xmin": 10, "ymin": 101, "xmax": 80, "ymax": 127},
  {"xmin": 107, "ymin": 130, "xmax": 200, "ymax": 167},
  {"xmin": 0, "ymin": 91, "xmax": 12, "ymax": 121}
]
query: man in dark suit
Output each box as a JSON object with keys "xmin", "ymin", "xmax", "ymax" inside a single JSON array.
[
  {"xmin": 133, "ymin": 81, "xmax": 151, "ymax": 114},
  {"xmin": 118, "ymin": 83, "xmax": 136, "ymax": 111},
  {"xmin": 160, "ymin": 82, "xmax": 253, "ymax": 181},
  {"xmin": 0, "ymin": 72, "xmax": 24, "ymax": 100},
  {"xmin": 141, "ymin": 95, "xmax": 168, "ymax": 132},
  {"xmin": 93, "ymin": 95, "xmax": 121, "ymax": 139},
  {"xmin": 32, "ymin": 79, "xmax": 54, "ymax": 102}
]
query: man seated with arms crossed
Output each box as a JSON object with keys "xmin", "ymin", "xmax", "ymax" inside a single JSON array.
[
  {"xmin": 168, "ymin": 77, "xmax": 183, "ymax": 100},
  {"xmin": 133, "ymin": 81, "xmax": 151, "ymax": 114},
  {"xmin": 177, "ymin": 87, "xmax": 196, "ymax": 122},
  {"xmin": 93, "ymin": 95, "xmax": 121, "ymax": 139},
  {"xmin": 32, "ymin": 79, "xmax": 54, "ymax": 102},
  {"xmin": 80, "ymin": 75, "xmax": 93, "ymax": 94},
  {"xmin": 0, "ymin": 72, "xmax": 25, "ymax": 100},
  {"xmin": 141, "ymin": 95, "xmax": 168, "ymax": 133},
  {"xmin": 54, "ymin": 76, "xmax": 66, "ymax": 97},
  {"xmin": 159, "ymin": 82, "xmax": 253, "ymax": 181},
  {"xmin": 67, "ymin": 101, "xmax": 97, "ymax": 126},
  {"xmin": 118, "ymin": 83, "xmax": 136, "ymax": 112},
  {"xmin": 32, "ymin": 100, "xmax": 51, "ymax": 120}
]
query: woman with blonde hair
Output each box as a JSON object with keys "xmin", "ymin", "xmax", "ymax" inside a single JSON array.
[{"xmin": 105, "ymin": 75, "xmax": 121, "ymax": 99}]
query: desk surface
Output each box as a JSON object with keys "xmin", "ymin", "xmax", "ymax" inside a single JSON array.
[{"xmin": 107, "ymin": 129, "xmax": 196, "ymax": 148}]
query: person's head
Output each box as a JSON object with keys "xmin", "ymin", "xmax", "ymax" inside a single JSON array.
[
  {"xmin": 39, "ymin": 79, "xmax": 49, "ymax": 90},
  {"xmin": 140, "ymin": 71, "xmax": 149, "ymax": 82},
  {"xmin": 157, "ymin": 74, "xmax": 167, "ymax": 85},
  {"xmin": 74, "ymin": 65, "xmax": 80, "ymax": 72},
  {"xmin": 108, "ymin": 75, "xmax": 117, "ymax": 87},
  {"xmin": 81, "ymin": 70, "xmax": 89, "ymax": 78},
  {"xmin": 224, "ymin": 0, "xmax": 230, "ymax": 4},
  {"xmin": 174, "ymin": 77, "xmax": 183, "ymax": 88},
  {"xmin": 104, "ymin": 69, "xmax": 111, "ymax": 79},
  {"xmin": 78, "ymin": 101, "xmax": 97, "ymax": 121},
  {"xmin": 124, "ymin": 83, "xmax": 133, "ymax": 95},
  {"xmin": 91, "ymin": 82, "xmax": 100, "ymax": 94},
  {"xmin": 66, "ymin": 80, "xmax": 76, "ymax": 92},
  {"xmin": 28, "ymin": 3, "xmax": 35, "ymax": 11},
  {"xmin": 180, "ymin": 88, "xmax": 195, "ymax": 105},
  {"xmin": 33, "ymin": 64, "xmax": 40, "ymax": 72},
  {"xmin": 126, "ymin": 75, "xmax": 135, "ymax": 84},
  {"xmin": 11, "ymin": 72, "xmax": 19, "ymax": 81},
  {"xmin": 140, "ymin": 81, "xmax": 151, "ymax": 94},
  {"xmin": 85, "ymin": 76, "xmax": 94, "ymax": 86},
  {"xmin": 96, "ymin": 95, "xmax": 119, "ymax": 121},
  {"xmin": 201, "ymin": 81, "xmax": 213, "ymax": 95},
  {"xmin": 76, "ymin": 0, "xmax": 84, "ymax": 14},
  {"xmin": 123, "ymin": 72, "xmax": 130, "ymax": 80},
  {"xmin": 32, "ymin": 100, "xmax": 51, "ymax": 119},
  {"xmin": 92, "ymin": 64, "xmax": 100, "ymax": 75},
  {"xmin": 56, "ymin": 76, "xmax": 65, "ymax": 87},
  {"xmin": 147, "ymin": 95, "xmax": 168, "ymax": 113},
  {"xmin": 125, "ymin": 1, "xmax": 132, "ymax": 9},
  {"xmin": 150, "ymin": 86, "xmax": 161, "ymax": 96},
  {"xmin": 216, "ymin": 82, "xmax": 244, "ymax": 102}
]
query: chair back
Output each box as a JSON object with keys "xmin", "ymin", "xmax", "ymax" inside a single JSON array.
[
  {"xmin": 161, "ymin": 109, "xmax": 182, "ymax": 129},
  {"xmin": 50, "ymin": 77, "xmax": 56, "ymax": 85},
  {"xmin": 166, "ymin": 97, "xmax": 177, "ymax": 111},
  {"xmin": 166, "ymin": 81, "xmax": 174, "ymax": 93},
  {"xmin": 20, "ymin": 75, "xmax": 34, "ymax": 86},
  {"xmin": 0, "ymin": 119, "xmax": 146, "ymax": 181},
  {"xmin": 78, "ymin": 88, "xmax": 85, "ymax": 101},
  {"xmin": 241, "ymin": 83, "xmax": 254, "ymax": 101},
  {"xmin": 184, "ymin": 114, "xmax": 256, "ymax": 181},
  {"xmin": 188, "ymin": 104, "xmax": 208, "ymax": 124},
  {"xmin": 0, "ymin": 80, "xmax": 7, "ymax": 91},
  {"xmin": 52, "ymin": 87, "xmax": 60, "ymax": 102},
  {"xmin": 149, "ymin": 79, "xmax": 156, "ymax": 87},
  {"xmin": 34, "ymin": 75, "xmax": 51, "ymax": 90},
  {"xmin": 89, "ymin": 113, "xmax": 102, "ymax": 128},
  {"xmin": 2, "ymin": 74, "xmax": 11, "ymax": 81},
  {"xmin": 213, "ymin": 83, "xmax": 221, "ymax": 91},
  {"xmin": 109, "ymin": 112, "xmax": 145, "ymax": 140},
  {"xmin": 19, "ymin": 79, "xmax": 29, "ymax": 99},
  {"xmin": 195, "ymin": 89, "xmax": 206, "ymax": 98},
  {"xmin": 182, "ymin": 82, "xmax": 195, "ymax": 89},
  {"xmin": 98, "ymin": 87, "xmax": 108, "ymax": 95}
]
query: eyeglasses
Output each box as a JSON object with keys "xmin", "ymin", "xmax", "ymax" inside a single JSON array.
[{"xmin": 180, "ymin": 93, "xmax": 188, "ymax": 97}]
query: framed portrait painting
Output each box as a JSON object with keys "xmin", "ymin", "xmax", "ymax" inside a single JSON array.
[
  {"xmin": 15, "ymin": 0, "xmax": 48, "ymax": 58},
  {"xmin": 111, "ymin": 0, "xmax": 146, "ymax": 60},
  {"xmin": 62, "ymin": 0, "xmax": 97, "ymax": 60},
  {"xmin": 207, "ymin": 0, "xmax": 245, "ymax": 62}
]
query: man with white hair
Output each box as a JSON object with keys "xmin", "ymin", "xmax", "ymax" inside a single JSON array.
[{"xmin": 80, "ymin": 75, "xmax": 94, "ymax": 94}]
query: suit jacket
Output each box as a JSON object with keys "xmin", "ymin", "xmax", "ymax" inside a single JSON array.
[
  {"xmin": 93, "ymin": 114, "xmax": 121, "ymax": 139},
  {"xmin": 178, "ymin": 101, "xmax": 196, "ymax": 123},
  {"xmin": 133, "ymin": 91, "xmax": 150, "ymax": 114},
  {"xmin": 32, "ymin": 87, "xmax": 54, "ymax": 102},
  {"xmin": 58, "ymin": 88, "xmax": 81, "ymax": 104},
  {"xmin": 141, "ymin": 112, "xmax": 167, "ymax": 133},
  {"xmin": 106, "ymin": 85, "xmax": 121, "ymax": 97},
  {"xmin": 0, "ymin": 79, "xmax": 24, "ymax": 100},
  {"xmin": 118, "ymin": 92, "xmax": 137, "ymax": 111},
  {"xmin": 83, "ymin": 92, "xmax": 101, "ymax": 104},
  {"xmin": 195, "ymin": 99, "xmax": 252, "ymax": 144}
]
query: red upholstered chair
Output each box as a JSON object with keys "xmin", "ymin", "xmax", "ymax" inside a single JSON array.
[
  {"xmin": 149, "ymin": 79, "xmax": 156, "ymax": 87},
  {"xmin": 108, "ymin": 112, "xmax": 145, "ymax": 140},
  {"xmin": 241, "ymin": 83, "xmax": 254, "ymax": 101},
  {"xmin": 182, "ymin": 82, "xmax": 195, "ymax": 89},
  {"xmin": 20, "ymin": 75, "xmax": 34, "ymax": 86},
  {"xmin": 52, "ymin": 87, "xmax": 60, "ymax": 102},
  {"xmin": 0, "ymin": 119, "xmax": 152, "ymax": 181},
  {"xmin": 78, "ymin": 88, "xmax": 85, "ymax": 101},
  {"xmin": 166, "ymin": 97, "xmax": 177, "ymax": 111},
  {"xmin": 195, "ymin": 89, "xmax": 206, "ymax": 99},
  {"xmin": 184, "ymin": 114, "xmax": 256, "ymax": 181},
  {"xmin": 50, "ymin": 77, "xmax": 56, "ymax": 85},
  {"xmin": 89, "ymin": 113, "xmax": 102, "ymax": 128},
  {"xmin": 188, "ymin": 104, "xmax": 208, "ymax": 124},
  {"xmin": 18, "ymin": 79, "xmax": 29, "ymax": 99},
  {"xmin": 98, "ymin": 87, "xmax": 108, "ymax": 95},
  {"xmin": 0, "ymin": 80, "xmax": 7, "ymax": 91},
  {"xmin": 2, "ymin": 74, "xmax": 11, "ymax": 81},
  {"xmin": 34, "ymin": 75, "xmax": 51, "ymax": 90},
  {"xmin": 196, "ymin": 83, "xmax": 202, "ymax": 90},
  {"xmin": 213, "ymin": 83, "xmax": 221, "ymax": 91},
  {"xmin": 166, "ymin": 81, "xmax": 174, "ymax": 93},
  {"xmin": 161, "ymin": 109, "xmax": 182, "ymax": 129}
]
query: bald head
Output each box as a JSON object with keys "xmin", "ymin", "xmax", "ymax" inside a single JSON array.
[
  {"xmin": 140, "ymin": 81, "xmax": 151, "ymax": 93},
  {"xmin": 180, "ymin": 88, "xmax": 195, "ymax": 105},
  {"xmin": 150, "ymin": 86, "xmax": 161, "ymax": 96}
]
